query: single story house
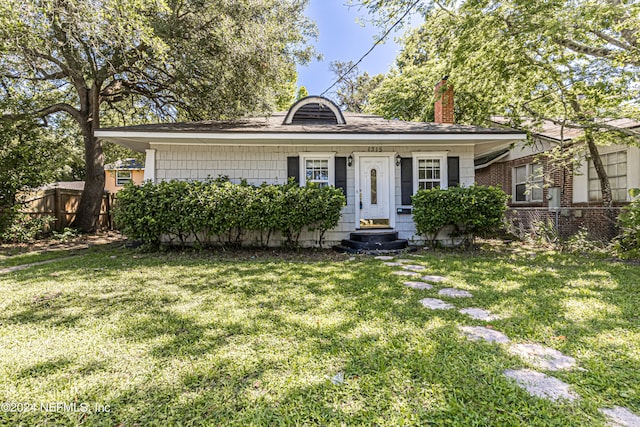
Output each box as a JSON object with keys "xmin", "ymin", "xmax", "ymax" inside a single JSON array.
[
  {"xmin": 96, "ymin": 80, "xmax": 526, "ymax": 247},
  {"xmin": 104, "ymin": 158, "xmax": 145, "ymax": 193},
  {"xmin": 475, "ymin": 118, "xmax": 640, "ymax": 240}
]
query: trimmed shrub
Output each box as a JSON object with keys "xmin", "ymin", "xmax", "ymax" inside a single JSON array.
[
  {"xmin": 613, "ymin": 194, "xmax": 640, "ymax": 259},
  {"xmin": 412, "ymin": 185, "xmax": 508, "ymax": 247},
  {"xmin": 114, "ymin": 180, "xmax": 346, "ymax": 248}
]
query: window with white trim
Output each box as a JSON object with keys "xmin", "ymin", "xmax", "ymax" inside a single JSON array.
[
  {"xmin": 418, "ymin": 158, "xmax": 441, "ymax": 190},
  {"xmin": 116, "ymin": 170, "xmax": 132, "ymax": 186},
  {"xmin": 588, "ymin": 151, "xmax": 627, "ymax": 202},
  {"xmin": 513, "ymin": 164, "xmax": 543, "ymax": 202},
  {"xmin": 413, "ymin": 154, "xmax": 448, "ymax": 191},
  {"xmin": 300, "ymin": 153, "xmax": 335, "ymax": 187}
]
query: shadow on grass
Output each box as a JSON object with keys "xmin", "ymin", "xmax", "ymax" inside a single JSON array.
[{"xmin": 1, "ymin": 249, "xmax": 637, "ymax": 425}]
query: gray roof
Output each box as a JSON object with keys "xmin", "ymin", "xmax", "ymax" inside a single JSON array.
[
  {"xmin": 474, "ymin": 148, "xmax": 511, "ymax": 168},
  {"xmin": 491, "ymin": 117, "xmax": 640, "ymax": 141},
  {"xmin": 104, "ymin": 158, "xmax": 144, "ymax": 170},
  {"xmin": 99, "ymin": 112, "xmax": 523, "ymax": 135},
  {"xmin": 35, "ymin": 181, "xmax": 85, "ymax": 191}
]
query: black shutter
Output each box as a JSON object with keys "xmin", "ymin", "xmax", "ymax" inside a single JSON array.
[
  {"xmin": 287, "ymin": 156, "xmax": 300, "ymax": 184},
  {"xmin": 335, "ymin": 157, "xmax": 347, "ymax": 203},
  {"xmin": 400, "ymin": 157, "xmax": 413, "ymax": 205},
  {"xmin": 447, "ymin": 156, "xmax": 460, "ymax": 188}
]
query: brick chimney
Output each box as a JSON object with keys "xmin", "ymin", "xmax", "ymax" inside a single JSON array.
[{"xmin": 434, "ymin": 76, "xmax": 454, "ymax": 124}]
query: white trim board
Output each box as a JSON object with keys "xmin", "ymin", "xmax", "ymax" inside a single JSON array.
[{"xmin": 95, "ymin": 131, "xmax": 526, "ymax": 142}]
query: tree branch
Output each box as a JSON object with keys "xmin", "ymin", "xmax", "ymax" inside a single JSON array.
[
  {"xmin": 37, "ymin": 102, "xmax": 83, "ymax": 124},
  {"xmin": 590, "ymin": 30, "xmax": 633, "ymax": 51},
  {"xmin": 520, "ymin": 103, "xmax": 640, "ymax": 140},
  {"xmin": 553, "ymin": 37, "xmax": 621, "ymax": 61},
  {"xmin": 2, "ymin": 70, "xmax": 67, "ymax": 81}
]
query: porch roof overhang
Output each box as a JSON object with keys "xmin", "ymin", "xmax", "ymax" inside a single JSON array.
[
  {"xmin": 96, "ymin": 111, "xmax": 525, "ymax": 155},
  {"xmin": 95, "ymin": 130, "xmax": 526, "ymax": 157}
]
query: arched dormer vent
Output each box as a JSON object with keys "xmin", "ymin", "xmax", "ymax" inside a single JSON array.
[{"xmin": 283, "ymin": 96, "xmax": 346, "ymax": 125}]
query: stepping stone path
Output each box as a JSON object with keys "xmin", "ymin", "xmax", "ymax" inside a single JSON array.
[
  {"xmin": 600, "ymin": 407, "xmax": 640, "ymax": 427},
  {"xmin": 419, "ymin": 298, "xmax": 454, "ymax": 310},
  {"xmin": 402, "ymin": 264, "xmax": 426, "ymax": 271},
  {"xmin": 392, "ymin": 270, "xmax": 420, "ymax": 277},
  {"xmin": 459, "ymin": 326, "xmax": 511, "ymax": 343},
  {"xmin": 504, "ymin": 369, "xmax": 579, "ymax": 402},
  {"xmin": 421, "ymin": 275, "xmax": 446, "ymax": 283},
  {"xmin": 459, "ymin": 307, "xmax": 501, "ymax": 321},
  {"xmin": 380, "ymin": 256, "xmax": 639, "ymax": 420},
  {"xmin": 509, "ymin": 343, "xmax": 578, "ymax": 371},
  {"xmin": 439, "ymin": 288, "xmax": 473, "ymax": 298},
  {"xmin": 403, "ymin": 281, "xmax": 433, "ymax": 290}
]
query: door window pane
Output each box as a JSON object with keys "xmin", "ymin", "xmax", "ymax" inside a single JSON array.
[{"xmin": 370, "ymin": 169, "xmax": 377, "ymax": 205}]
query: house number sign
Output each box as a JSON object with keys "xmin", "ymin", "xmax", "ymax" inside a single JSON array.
[{"xmin": 367, "ymin": 146, "xmax": 383, "ymax": 152}]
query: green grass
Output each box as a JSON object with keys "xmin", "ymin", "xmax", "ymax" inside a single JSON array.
[{"xmin": 0, "ymin": 245, "xmax": 638, "ymax": 426}]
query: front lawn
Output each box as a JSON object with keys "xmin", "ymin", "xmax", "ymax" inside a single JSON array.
[{"xmin": 0, "ymin": 245, "xmax": 638, "ymax": 425}]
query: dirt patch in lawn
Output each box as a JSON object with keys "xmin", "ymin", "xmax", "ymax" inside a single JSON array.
[{"xmin": 0, "ymin": 231, "xmax": 124, "ymax": 257}]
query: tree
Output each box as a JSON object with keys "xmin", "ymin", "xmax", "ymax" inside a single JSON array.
[
  {"xmin": 360, "ymin": 0, "xmax": 640, "ymax": 206},
  {"xmin": 296, "ymin": 86, "xmax": 310, "ymax": 100},
  {"xmin": 0, "ymin": 0, "xmax": 315, "ymax": 231},
  {"xmin": 328, "ymin": 61, "xmax": 384, "ymax": 113},
  {"xmin": 0, "ymin": 98, "xmax": 70, "ymax": 233}
]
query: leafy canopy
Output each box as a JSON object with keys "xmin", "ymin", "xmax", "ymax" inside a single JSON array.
[
  {"xmin": 0, "ymin": 0, "xmax": 316, "ymax": 231},
  {"xmin": 0, "ymin": 0, "xmax": 316, "ymax": 120},
  {"xmin": 363, "ymin": 0, "xmax": 640, "ymax": 129}
]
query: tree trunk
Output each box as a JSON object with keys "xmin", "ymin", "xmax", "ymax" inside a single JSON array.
[
  {"xmin": 71, "ymin": 85, "xmax": 104, "ymax": 232},
  {"xmin": 585, "ymin": 128, "xmax": 613, "ymax": 207},
  {"xmin": 71, "ymin": 130, "xmax": 105, "ymax": 232}
]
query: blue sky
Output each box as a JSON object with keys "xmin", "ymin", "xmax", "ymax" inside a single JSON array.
[{"xmin": 296, "ymin": 0, "xmax": 410, "ymax": 96}]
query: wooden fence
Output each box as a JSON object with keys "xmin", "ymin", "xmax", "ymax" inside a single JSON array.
[{"xmin": 20, "ymin": 188, "xmax": 116, "ymax": 231}]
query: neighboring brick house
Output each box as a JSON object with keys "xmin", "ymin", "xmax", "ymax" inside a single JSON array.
[
  {"xmin": 476, "ymin": 119, "xmax": 640, "ymax": 240},
  {"xmin": 95, "ymin": 83, "xmax": 526, "ymax": 248}
]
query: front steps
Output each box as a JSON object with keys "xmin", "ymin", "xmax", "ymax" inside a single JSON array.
[{"xmin": 333, "ymin": 231, "xmax": 410, "ymax": 253}]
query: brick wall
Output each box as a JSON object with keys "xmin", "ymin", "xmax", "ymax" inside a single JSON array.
[{"xmin": 479, "ymin": 153, "xmax": 623, "ymax": 240}]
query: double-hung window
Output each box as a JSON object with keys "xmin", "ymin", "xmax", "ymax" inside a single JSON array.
[
  {"xmin": 300, "ymin": 153, "xmax": 335, "ymax": 187},
  {"xmin": 116, "ymin": 170, "xmax": 133, "ymax": 186},
  {"xmin": 588, "ymin": 151, "xmax": 627, "ymax": 202},
  {"xmin": 513, "ymin": 164, "xmax": 543, "ymax": 202},
  {"xmin": 413, "ymin": 153, "xmax": 448, "ymax": 191}
]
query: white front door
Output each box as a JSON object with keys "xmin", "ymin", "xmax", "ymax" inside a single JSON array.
[{"xmin": 358, "ymin": 156, "xmax": 390, "ymax": 228}]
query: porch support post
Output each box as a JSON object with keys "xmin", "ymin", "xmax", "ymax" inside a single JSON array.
[{"xmin": 144, "ymin": 149, "xmax": 156, "ymax": 183}]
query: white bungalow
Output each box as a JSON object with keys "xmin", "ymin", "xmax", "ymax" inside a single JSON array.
[{"xmin": 96, "ymin": 81, "xmax": 525, "ymax": 248}]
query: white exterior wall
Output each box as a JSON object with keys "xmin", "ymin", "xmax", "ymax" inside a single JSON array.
[
  {"xmin": 151, "ymin": 143, "xmax": 476, "ymax": 247},
  {"xmin": 573, "ymin": 144, "xmax": 640, "ymax": 204}
]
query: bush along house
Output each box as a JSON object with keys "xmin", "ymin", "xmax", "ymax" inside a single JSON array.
[
  {"xmin": 96, "ymin": 79, "xmax": 526, "ymax": 248},
  {"xmin": 475, "ymin": 118, "xmax": 640, "ymax": 240}
]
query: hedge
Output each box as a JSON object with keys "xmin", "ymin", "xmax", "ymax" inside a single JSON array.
[
  {"xmin": 613, "ymin": 190, "xmax": 640, "ymax": 258},
  {"xmin": 114, "ymin": 179, "xmax": 346, "ymax": 248},
  {"xmin": 412, "ymin": 185, "xmax": 509, "ymax": 247}
]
